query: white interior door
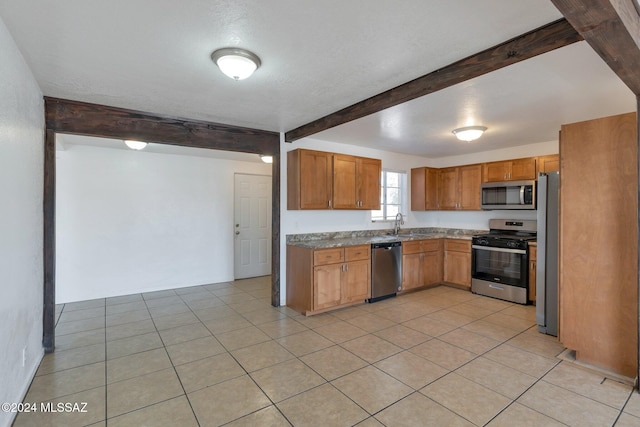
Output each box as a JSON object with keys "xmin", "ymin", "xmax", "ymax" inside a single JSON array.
[{"xmin": 234, "ymin": 173, "xmax": 272, "ymax": 279}]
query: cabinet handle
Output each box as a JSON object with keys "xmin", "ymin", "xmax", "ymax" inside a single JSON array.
[{"xmin": 328, "ymin": 200, "xmax": 332, "ymax": 208}]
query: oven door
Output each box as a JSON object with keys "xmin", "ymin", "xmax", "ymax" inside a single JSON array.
[{"xmin": 471, "ymin": 245, "xmax": 528, "ymax": 288}]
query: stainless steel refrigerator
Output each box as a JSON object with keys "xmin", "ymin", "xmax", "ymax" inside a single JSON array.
[{"xmin": 536, "ymin": 171, "xmax": 559, "ymax": 336}]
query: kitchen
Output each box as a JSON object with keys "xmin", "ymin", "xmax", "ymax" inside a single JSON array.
[{"xmin": 2, "ymin": 1, "xmax": 640, "ymax": 426}]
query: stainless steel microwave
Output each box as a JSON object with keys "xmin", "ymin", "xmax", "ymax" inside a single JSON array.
[{"xmin": 481, "ymin": 180, "xmax": 536, "ymax": 210}]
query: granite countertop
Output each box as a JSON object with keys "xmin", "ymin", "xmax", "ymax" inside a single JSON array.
[{"xmin": 287, "ymin": 227, "xmax": 488, "ymax": 249}]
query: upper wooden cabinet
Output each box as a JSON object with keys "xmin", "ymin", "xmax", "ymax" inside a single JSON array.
[
  {"xmin": 438, "ymin": 164, "xmax": 482, "ymax": 210},
  {"xmin": 288, "ymin": 149, "xmax": 381, "ymax": 210},
  {"xmin": 288, "ymin": 149, "xmax": 333, "ymax": 209},
  {"xmin": 483, "ymin": 157, "xmax": 536, "ymax": 182},
  {"xmin": 411, "ymin": 167, "xmax": 439, "ymax": 210},
  {"xmin": 333, "ymin": 154, "xmax": 381, "ymax": 209},
  {"xmin": 537, "ymin": 154, "xmax": 559, "ymax": 173}
]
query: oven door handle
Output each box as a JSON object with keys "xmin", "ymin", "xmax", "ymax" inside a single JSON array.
[{"xmin": 472, "ymin": 245, "xmax": 526, "ymax": 255}]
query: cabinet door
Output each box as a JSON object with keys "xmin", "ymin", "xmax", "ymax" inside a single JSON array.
[
  {"xmin": 538, "ymin": 155, "xmax": 559, "ymax": 173},
  {"xmin": 410, "ymin": 168, "xmax": 427, "ymax": 210},
  {"xmin": 402, "ymin": 253, "xmax": 423, "ymax": 290},
  {"xmin": 411, "ymin": 167, "xmax": 439, "ymax": 210},
  {"xmin": 528, "ymin": 245, "xmax": 537, "ymax": 302},
  {"xmin": 458, "ymin": 164, "xmax": 482, "ymax": 210},
  {"xmin": 444, "ymin": 250, "xmax": 471, "ymax": 287},
  {"xmin": 333, "ymin": 154, "xmax": 358, "ymax": 209},
  {"xmin": 438, "ymin": 167, "xmax": 458, "ymax": 209},
  {"xmin": 358, "ymin": 158, "xmax": 381, "ymax": 209},
  {"xmin": 314, "ymin": 264, "xmax": 343, "ymax": 310},
  {"xmin": 483, "ymin": 161, "xmax": 509, "ymax": 182},
  {"xmin": 296, "ymin": 150, "xmax": 333, "ymax": 209},
  {"xmin": 343, "ymin": 260, "xmax": 371, "ymax": 303},
  {"xmin": 423, "ymin": 250, "xmax": 443, "ymax": 286},
  {"xmin": 425, "ymin": 168, "xmax": 439, "ymax": 210},
  {"xmin": 510, "ymin": 158, "xmax": 536, "ymax": 180}
]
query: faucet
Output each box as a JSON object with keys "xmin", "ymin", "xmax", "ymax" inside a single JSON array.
[{"xmin": 393, "ymin": 213, "xmax": 404, "ymax": 235}]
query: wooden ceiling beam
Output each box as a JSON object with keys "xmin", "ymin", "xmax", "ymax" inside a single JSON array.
[
  {"xmin": 44, "ymin": 97, "xmax": 280, "ymax": 155},
  {"xmin": 285, "ymin": 18, "xmax": 582, "ymax": 142},
  {"xmin": 551, "ymin": 0, "xmax": 640, "ymax": 95}
]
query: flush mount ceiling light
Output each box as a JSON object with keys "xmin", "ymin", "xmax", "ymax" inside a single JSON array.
[
  {"xmin": 452, "ymin": 126, "xmax": 487, "ymax": 142},
  {"xmin": 124, "ymin": 140, "xmax": 148, "ymax": 150},
  {"xmin": 211, "ymin": 48, "xmax": 261, "ymax": 80},
  {"xmin": 260, "ymin": 155, "xmax": 273, "ymax": 164}
]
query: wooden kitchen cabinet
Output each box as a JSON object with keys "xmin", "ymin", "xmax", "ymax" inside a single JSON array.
[
  {"xmin": 288, "ymin": 149, "xmax": 333, "ymax": 209},
  {"xmin": 438, "ymin": 164, "xmax": 482, "ymax": 210},
  {"xmin": 332, "ymin": 154, "xmax": 381, "ymax": 210},
  {"xmin": 537, "ymin": 154, "xmax": 559, "ymax": 173},
  {"xmin": 287, "ymin": 244, "xmax": 371, "ymax": 315},
  {"xmin": 483, "ymin": 157, "xmax": 536, "ymax": 182},
  {"xmin": 444, "ymin": 239, "xmax": 471, "ymax": 288},
  {"xmin": 411, "ymin": 167, "xmax": 439, "ymax": 210},
  {"xmin": 401, "ymin": 239, "xmax": 443, "ymax": 291},
  {"xmin": 288, "ymin": 149, "xmax": 381, "ymax": 210},
  {"xmin": 528, "ymin": 244, "xmax": 536, "ymax": 303}
]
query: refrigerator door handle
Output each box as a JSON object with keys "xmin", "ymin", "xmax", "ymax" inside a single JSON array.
[{"xmin": 536, "ymin": 173, "xmax": 548, "ymax": 329}]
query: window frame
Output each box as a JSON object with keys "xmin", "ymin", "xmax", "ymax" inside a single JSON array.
[{"xmin": 371, "ymin": 169, "xmax": 407, "ymax": 222}]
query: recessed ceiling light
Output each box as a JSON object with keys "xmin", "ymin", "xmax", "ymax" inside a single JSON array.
[
  {"xmin": 452, "ymin": 126, "xmax": 487, "ymax": 142},
  {"xmin": 124, "ymin": 140, "xmax": 148, "ymax": 150},
  {"xmin": 211, "ymin": 48, "xmax": 261, "ymax": 80}
]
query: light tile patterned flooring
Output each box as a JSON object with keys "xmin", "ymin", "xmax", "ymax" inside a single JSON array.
[{"xmin": 15, "ymin": 277, "xmax": 640, "ymax": 426}]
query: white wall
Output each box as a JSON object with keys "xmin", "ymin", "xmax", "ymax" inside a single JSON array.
[
  {"xmin": 56, "ymin": 143, "xmax": 271, "ymax": 303},
  {"xmin": 0, "ymin": 16, "xmax": 44, "ymax": 427},
  {"xmin": 279, "ymin": 137, "xmax": 558, "ymax": 304}
]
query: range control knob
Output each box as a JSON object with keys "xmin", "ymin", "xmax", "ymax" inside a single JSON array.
[
  {"xmin": 507, "ymin": 241, "xmax": 518, "ymax": 248},
  {"xmin": 477, "ymin": 238, "xmax": 489, "ymax": 246}
]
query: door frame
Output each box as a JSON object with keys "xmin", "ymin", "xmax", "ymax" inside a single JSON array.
[{"xmin": 43, "ymin": 97, "xmax": 281, "ymax": 353}]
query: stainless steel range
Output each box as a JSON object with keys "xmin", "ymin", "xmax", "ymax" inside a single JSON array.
[{"xmin": 471, "ymin": 219, "xmax": 536, "ymax": 304}]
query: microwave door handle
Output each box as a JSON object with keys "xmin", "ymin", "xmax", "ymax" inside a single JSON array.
[{"xmin": 520, "ymin": 186, "xmax": 525, "ymax": 205}]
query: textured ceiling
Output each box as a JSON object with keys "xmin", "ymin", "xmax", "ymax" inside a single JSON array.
[{"xmin": 0, "ymin": 0, "xmax": 635, "ymax": 157}]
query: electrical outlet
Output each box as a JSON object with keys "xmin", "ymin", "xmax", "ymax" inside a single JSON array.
[{"xmin": 22, "ymin": 347, "xmax": 26, "ymax": 367}]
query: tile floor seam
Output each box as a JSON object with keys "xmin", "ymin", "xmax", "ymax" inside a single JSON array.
[
  {"xmin": 537, "ymin": 377, "xmax": 634, "ymax": 412},
  {"xmin": 415, "ymin": 390, "xmax": 483, "ymax": 427},
  {"xmin": 493, "ymin": 364, "xmax": 579, "ymax": 427}
]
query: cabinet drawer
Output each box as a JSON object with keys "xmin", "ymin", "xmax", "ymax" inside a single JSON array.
[
  {"xmin": 421, "ymin": 239, "xmax": 442, "ymax": 252},
  {"xmin": 313, "ymin": 248, "xmax": 344, "ymax": 266},
  {"xmin": 529, "ymin": 244, "xmax": 537, "ymax": 261},
  {"xmin": 402, "ymin": 241, "xmax": 423, "ymax": 255},
  {"xmin": 445, "ymin": 239, "xmax": 471, "ymax": 253},
  {"xmin": 346, "ymin": 245, "xmax": 370, "ymax": 261}
]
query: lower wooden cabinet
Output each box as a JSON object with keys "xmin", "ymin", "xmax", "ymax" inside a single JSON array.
[
  {"xmin": 528, "ymin": 244, "xmax": 537, "ymax": 303},
  {"xmin": 444, "ymin": 239, "xmax": 471, "ymax": 288},
  {"xmin": 401, "ymin": 239, "xmax": 443, "ymax": 291},
  {"xmin": 287, "ymin": 244, "xmax": 371, "ymax": 315}
]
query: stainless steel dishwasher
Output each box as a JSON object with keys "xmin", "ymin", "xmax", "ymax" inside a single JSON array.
[{"xmin": 368, "ymin": 241, "xmax": 402, "ymax": 303}]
